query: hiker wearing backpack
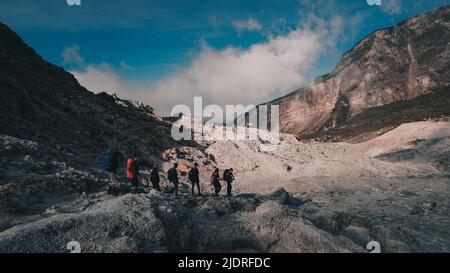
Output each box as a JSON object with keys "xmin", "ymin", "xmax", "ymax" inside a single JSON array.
[
  {"xmin": 211, "ymin": 168, "xmax": 221, "ymax": 196},
  {"xmin": 103, "ymin": 149, "xmax": 121, "ymax": 195},
  {"xmin": 223, "ymin": 168, "xmax": 235, "ymax": 196},
  {"xmin": 126, "ymin": 155, "xmax": 140, "ymax": 194},
  {"xmin": 150, "ymin": 165, "xmax": 161, "ymax": 191},
  {"xmin": 188, "ymin": 163, "xmax": 201, "ymax": 196},
  {"xmin": 167, "ymin": 163, "xmax": 179, "ymax": 197}
]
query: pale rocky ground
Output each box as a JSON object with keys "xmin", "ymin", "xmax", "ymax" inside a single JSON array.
[
  {"xmin": 186, "ymin": 119, "xmax": 448, "ymax": 187},
  {"xmin": 191, "ymin": 120, "xmax": 450, "ymax": 252}
]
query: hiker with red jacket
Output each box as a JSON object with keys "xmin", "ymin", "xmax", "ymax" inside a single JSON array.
[
  {"xmin": 126, "ymin": 155, "xmax": 140, "ymax": 194},
  {"xmin": 211, "ymin": 168, "xmax": 222, "ymax": 196}
]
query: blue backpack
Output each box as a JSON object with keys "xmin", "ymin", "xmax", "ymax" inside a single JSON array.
[{"xmin": 102, "ymin": 150, "xmax": 113, "ymax": 171}]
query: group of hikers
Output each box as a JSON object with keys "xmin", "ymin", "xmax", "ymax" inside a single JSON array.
[{"xmin": 103, "ymin": 150, "xmax": 235, "ymax": 197}]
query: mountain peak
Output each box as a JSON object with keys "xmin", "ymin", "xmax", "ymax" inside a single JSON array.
[{"xmin": 266, "ymin": 6, "xmax": 450, "ymax": 140}]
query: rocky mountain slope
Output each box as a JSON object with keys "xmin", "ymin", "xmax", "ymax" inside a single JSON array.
[
  {"xmin": 0, "ymin": 22, "xmax": 180, "ymax": 161},
  {"xmin": 264, "ymin": 6, "xmax": 450, "ymax": 139},
  {"xmin": 0, "ymin": 21, "xmax": 198, "ymax": 229}
]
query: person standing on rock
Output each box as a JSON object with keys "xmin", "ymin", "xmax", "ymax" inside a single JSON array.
[
  {"xmin": 167, "ymin": 163, "xmax": 179, "ymax": 197},
  {"xmin": 150, "ymin": 165, "xmax": 161, "ymax": 191},
  {"xmin": 104, "ymin": 149, "xmax": 121, "ymax": 194},
  {"xmin": 127, "ymin": 156, "xmax": 140, "ymax": 194},
  {"xmin": 224, "ymin": 168, "xmax": 235, "ymax": 196},
  {"xmin": 188, "ymin": 163, "xmax": 201, "ymax": 196},
  {"xmin": 211, "ymin": 168, "xmax": 222, "ymax": 196}
]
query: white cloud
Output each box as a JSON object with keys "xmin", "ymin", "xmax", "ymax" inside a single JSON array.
[
  {"xmin": 68, "ymin": 14, "xmax": 344, "ymax": 117},
  {"xmin": 72, "ymin": 63, "xmax": 123, "ymax": 94},
  {"xmin": 62, "ymin": 44, "xmax": 85, "ymax": 66},
  {"xmin": 381, "ymin": 0, "xmax": 402, "ymax": 15},
  {"xmin": 71, "ymin": 63, "xmax": 151, "ymax": 104},
  {"xmin": 147, "ymin": 28, "xmax": 325, "ymax": 115},
  {"xmin": 232, "ymin": 17, "xmax": 262, "ymax": 33}
]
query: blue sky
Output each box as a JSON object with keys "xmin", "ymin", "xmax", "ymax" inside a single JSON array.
[{"xmin": 1, "ymin": 0, "xmax": 449, "ymax": 114}]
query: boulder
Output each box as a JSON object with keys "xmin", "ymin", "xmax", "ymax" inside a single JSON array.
[{"xmin": 269, "ymin": 187, "xmax": 290, "ymax": 204}]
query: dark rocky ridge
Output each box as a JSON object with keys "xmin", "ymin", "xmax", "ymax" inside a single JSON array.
[
  {"xmin": 0, "ymin": 22, "xmax": 178, "ymax": 160},
  {"xmin": 264, "ymin": 6, "xmax": 450, "ymax": 139}
]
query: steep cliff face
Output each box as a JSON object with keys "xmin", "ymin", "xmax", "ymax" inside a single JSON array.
[{"xmin": 268, "ymin": 6, "xmax": 450, "ymax": 136}]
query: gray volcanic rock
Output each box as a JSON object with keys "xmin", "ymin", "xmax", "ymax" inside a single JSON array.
[
  {"xmin": 269, "ymin": 187, "xmax": 290, "ymax": 204},
  {"xmin": 0, "ymin": 194, "xmax": 166, "ymax": 253},
  {"xmin": 0, "ymin": 193, "xmax": 363, "ymax": 253},
  {"xmin": 266, "ymin": 6, "xmax": 450, "ymax": 136}
]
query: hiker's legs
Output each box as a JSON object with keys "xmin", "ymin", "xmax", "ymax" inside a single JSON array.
[
  {"xmin": 152, "ymin": 181, "xmax": 161, "ymax": 191},
  {"xmin": 108, "ymin": 172, "xmax": 119, "ymax": 195},
  {"xmin": 131, "ymin": 178, "xmax": 139, "ymax": 194},
  {"xmin": 191, "ymin": 182, "xmax": 195, "ymax": 195},
  {"xmin": 214, "ymin": 182, "xmax": 221, "ymax": 195},
  {"xmin": 127, "ymin": 179, "xmax": 132, "ymax": 192},
  {"xmin": 174, "ymin": 182, "xmax": 179, "ymax": 196},
  {"xmin": 109, "ymin": 172, "xmax": 117, "ymax": 184},
  {"xmin": 227, "ymin": 182, "xmax": 232, "ymax": 196},
  {"xmin": 196, "ymin": 181, "xmax": 201, "ymax": 195}
]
